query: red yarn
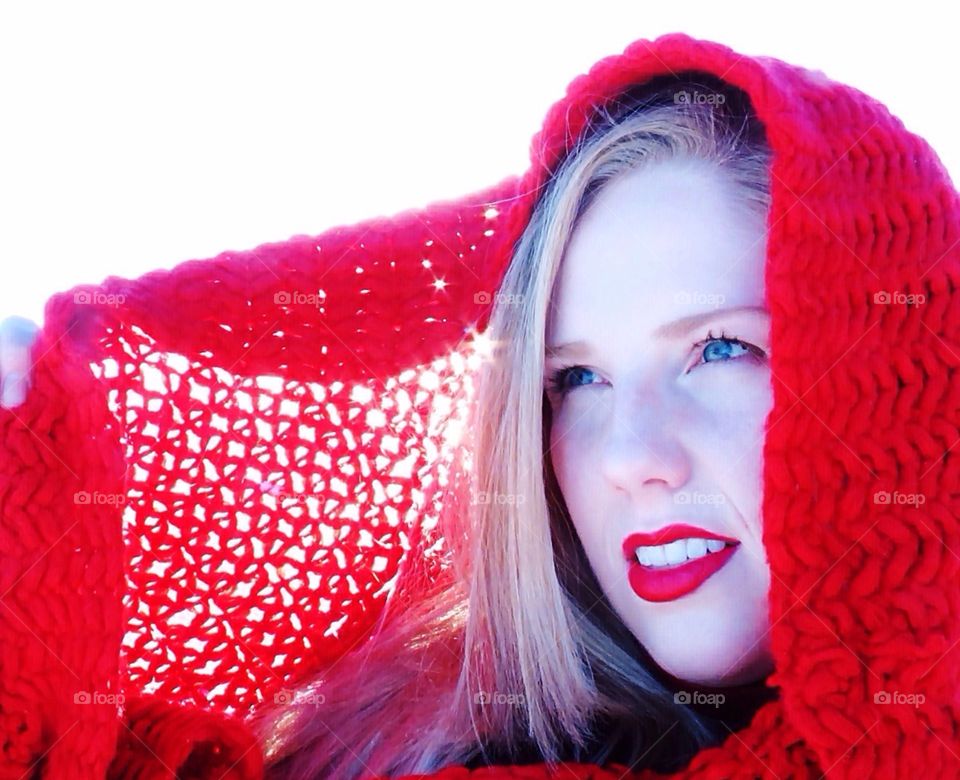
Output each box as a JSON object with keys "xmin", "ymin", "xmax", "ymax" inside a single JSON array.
[
  {"xmin": 108, "ymin": 696, "xmax": 263, "ymax": 779},
  {"xmin": 1, "ymin": 31, "xmax": 958, "ymax": 778}
]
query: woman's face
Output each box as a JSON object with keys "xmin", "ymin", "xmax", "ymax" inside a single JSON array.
[{"xmin": 544, "ymin": 156, "xmax": 775, "ymax": 688}]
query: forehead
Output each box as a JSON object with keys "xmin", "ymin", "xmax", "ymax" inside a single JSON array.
[{"xmin": 547, "ymin": 157, "xmax": 767, "ymax": 340}]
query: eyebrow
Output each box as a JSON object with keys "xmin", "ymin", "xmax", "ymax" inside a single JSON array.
[{"xmin": 545, "ymin": 304, "xmax": 768, "ymax": 359}]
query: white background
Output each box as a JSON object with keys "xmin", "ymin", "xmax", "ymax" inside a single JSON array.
[{"xmin": 2, "ymin": 1, "xmax": 955, "ymax": 326}]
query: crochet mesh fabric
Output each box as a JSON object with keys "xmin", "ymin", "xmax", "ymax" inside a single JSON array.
[{"xmin": 2, "ymin": 31, "xmax": 959, "ymax": 779}]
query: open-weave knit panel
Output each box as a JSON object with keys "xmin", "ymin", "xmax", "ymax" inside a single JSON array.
[
  {"xmin": 103, "ymin": 339, "xmax": 474, "ymax": 715},
  {"xmin": 2, "ymin": 31, "xmax": 960, "ymax": 780},
  {"xmin": 82, "ymin": 191, "xmax": 510, "ymax": 718}
]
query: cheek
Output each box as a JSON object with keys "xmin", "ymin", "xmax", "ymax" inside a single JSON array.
[
  {"xmin": 548, "ymin": 409, "xmax": 572, "ymax": 492},
  {"xmin": 548, "ymin": 401, "xmax": 580, "ymax": 472},
  {"xmin": 693, "ymin": 373, "xmax": 772, "ymax": 533},
  {"xmin": 695, "ymin": 362, "xmax": 772, "ymax": 408},
  {"xmin": 548, "ymin": 411, "xmax": 605, "ymax": 568},
  {"xmin": 692, "ymin": 369, "xmax": 773, "ymax": 449},
  {"xmin": 548, "ymin": 401, "xmax": 601, "ymax": 511}
]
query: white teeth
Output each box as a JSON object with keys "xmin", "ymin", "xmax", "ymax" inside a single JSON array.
[
  {"xmin": 663, "ymin": 539, "xmax": 687, "ymax": 565},
  {"xmin": 634, "ymin": 537, "xmax": 730, "ymax": 568},
  {"xmin": 646, "ymin": 545, "xmax": 667, "ymax": 566}
]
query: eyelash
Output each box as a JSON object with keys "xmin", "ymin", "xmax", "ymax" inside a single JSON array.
[{"xmin": 545, "ymin": 329, "xmax": 765, "ymax": 397}]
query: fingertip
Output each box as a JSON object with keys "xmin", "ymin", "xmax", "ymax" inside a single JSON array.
[
  {"xmin": 0, "ymin": 372, "xmax": 27, "ymax": 409},
  {"xmin": 0, "ymin": 316, "xmax": 40, "ymax": 347}
]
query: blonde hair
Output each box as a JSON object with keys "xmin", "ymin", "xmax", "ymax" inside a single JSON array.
[{"xmin": 249, "ymin": 71, "xmax": 773, "ymax": 779}]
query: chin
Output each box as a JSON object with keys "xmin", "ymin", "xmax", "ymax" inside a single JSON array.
[{"xmin": 651, "ymin": 641, "xmax": 773, "ymax": 689}]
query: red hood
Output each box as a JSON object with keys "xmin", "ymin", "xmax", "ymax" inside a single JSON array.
[{"xmin": 2, "ymin": 31, "xmax": 958, "ymax": 778}]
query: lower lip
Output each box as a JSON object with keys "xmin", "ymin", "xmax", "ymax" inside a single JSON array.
[{"xmin": 626, "ymin": 544, "xmax": 739, "ymax": 602}]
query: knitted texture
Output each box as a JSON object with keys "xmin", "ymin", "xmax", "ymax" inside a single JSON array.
[{"xmin": 1, "ymin": 31, "xmax": 958, "ymax": 778}]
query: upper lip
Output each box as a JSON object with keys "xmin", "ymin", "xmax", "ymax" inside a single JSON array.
[{"xmin": 622, "ymin": 523, "xmax": 740, "ymax": 560}]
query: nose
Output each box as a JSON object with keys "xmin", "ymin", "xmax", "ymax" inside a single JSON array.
[{"xmin": 599, "ymin": 397, "xmax": 692, "ymax": 497}]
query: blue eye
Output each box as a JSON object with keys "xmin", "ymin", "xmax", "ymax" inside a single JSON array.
[
  {"xmin": 544, "ymin": 330, "xmax": 766, "ymax": 398},
  {"xmin": 688, "ymin": 329, "xmax": 766, "ymax": 372},
  {"xmin": 546, "ymin": 365, "xmax": 600, "ymax": 396}
]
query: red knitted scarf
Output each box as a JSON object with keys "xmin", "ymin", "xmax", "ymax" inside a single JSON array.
[{"xmin": 2, "ymin": 32, "xmax": 958, "ymax": 778}]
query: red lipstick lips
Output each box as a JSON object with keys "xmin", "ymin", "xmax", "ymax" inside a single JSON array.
[{"xmin": 622, "ymin": 523, "xmax": 740, "ymax": 603}]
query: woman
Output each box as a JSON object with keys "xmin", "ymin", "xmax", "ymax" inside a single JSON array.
[
  {"xmin": 244, "ymin": 38, "xmax": 958, "ymax": 780},
  {"xmin": 1, "ymin": 33, "xmax": 957, "ymax": 780}
]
